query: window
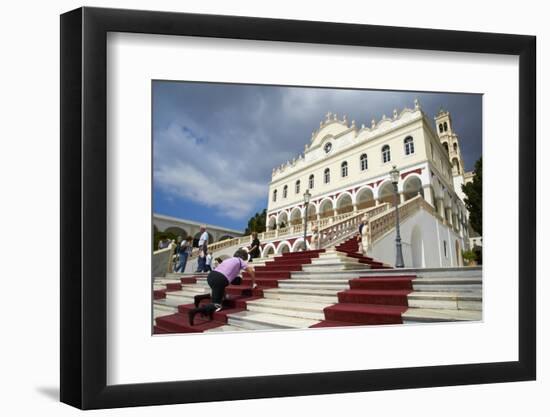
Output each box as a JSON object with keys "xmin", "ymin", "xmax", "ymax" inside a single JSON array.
[
  {"xmin": 295, "ymin": 180, "xmax": 300, "ymax": 194},
  {"xmin": 283, "ymin": 185, "xmax": 288, "ymax": 198},
  {"xmin": 360, "ymin": 153, "xmax": 368, "ymax": 171},
  {"xmin": 273, "ymin": 190, "xmax": 277, "ymax": 202},
  {"xmin": 439, "ymin": 123, "xmax": 443, "ymax": 133},
  {"xmin": 309, "ymin": 174, "xmax": 314, "ymax": 189},
  {"xmin": 341, "ymin": 161, "xmax": 348, "ymax": 177},
  {"xmin": 444, "ymin": 121, "xmax": 448, "ymax": 132},
  {"xmin": 443, "ymin": 240, "xmax": 448, "ymax": 257},
  {"xmin": 430, "ymin": 143, "xmax": 434, "ymax": 158},
  {"xmin": 404, "ymin": 136, "xmax": 415, "ymax": 155},
  {"xmin": 453, "ymin": 143, "xmax": 458, "ymax": 152},
  {"xmin": 382, "ymin": 145, "xmax": 391, "ymax": 163},
  {"xmin": 324, "ymin": 168, "xmax": 330, "ymax": 184},
  {"xmin": 443, "ymin": 142, "xmax": 449, "ymax": 155}
]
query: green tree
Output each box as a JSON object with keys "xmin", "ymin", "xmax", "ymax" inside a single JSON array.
[
  {"xmin": 244, "ymin": 209, "xmax": 267, "ymax": 235},
  {"xmin": 462, "ymin": 157, "xmax": 482, "ymax": 235}
]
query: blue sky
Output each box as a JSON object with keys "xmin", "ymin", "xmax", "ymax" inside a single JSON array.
[{"xmin": 153, "ymin": 81, "xmax": 482, "ymax": 232}]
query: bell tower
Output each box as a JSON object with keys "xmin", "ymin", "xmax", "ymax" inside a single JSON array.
[{"xmin": 434, "ymin": 108, "xmax": 465, "ymax": 177}]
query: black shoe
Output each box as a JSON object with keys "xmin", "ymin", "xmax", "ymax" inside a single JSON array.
[
  {"xmin": 188, "ymin": 309, "xmax": 197, "ymax": 326},
  {"xmin": 194, "ymin": 293, "xmax": 210, "ymax": 308}
]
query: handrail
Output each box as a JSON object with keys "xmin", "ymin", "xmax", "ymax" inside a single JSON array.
[
  {"xmin": 369, "ymin": 195, "xmax": 428, "ymax": 243},
  {"xmin": 317, "ymin": 203, "xmax": 390, "ymax": 249}
]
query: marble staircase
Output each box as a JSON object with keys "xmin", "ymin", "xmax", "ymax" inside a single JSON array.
[{"xmin": 152, "ymin": 235, "xmax": 482, "ymax": 333}]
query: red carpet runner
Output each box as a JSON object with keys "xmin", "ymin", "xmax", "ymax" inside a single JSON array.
[{"xmin": 154, "ymin": 236, "xmax": 415, "ymax": 333}]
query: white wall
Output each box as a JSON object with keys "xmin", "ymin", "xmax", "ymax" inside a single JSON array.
[
  {"xmin": 0, "ymin": 1, "xmax": 546, "ymax": 417},
  {"xmin": 371, "ymin": 209, "xmax": 464, "ymax": 267}
]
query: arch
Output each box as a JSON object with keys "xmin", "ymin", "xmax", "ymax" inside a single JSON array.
[
  {"xmin": 319, "ymin": 198, "xmax": 334, "ymax": 219},
  {"xmin": 382, "ymin": 145, "xmax": 391, "ymax": 163},
  {"xmin": 292, "ymin": 238, "xmax": 308, "ymax": 252},
  {"xmin": 262, "ymin": 243, "xmax": 276, "ymax": 257},
  {"xmin": 308, "ymin": 174, "xmax": 315, "ymax": 189},
  {"xmin": 360, "ymin": 153, "xmax": 368, "ymax": 171},
  {"xmin": 404, "ymin": 136, "xmax": 415, "ymax": 155},
  {"xmin": 335, "ymin": 192, "xmax": 353, "ymax": 214},
  {"xmin": 276, "ymin": 241, "xmax": 291, "ymax": 255},
  {"xmin": 356, "ymin": 186, "xmax": 375, "ymax": 210},
  {"xmin": 411, "ymin": 224, "xmax": 425, "ymax": 268},
  {"xmin": 277, "ymin": 211, "xmax": 289, "ymax": 228},
  {"xmin": 290, "ymin": 207, "xmax": 303, "ymax": 226},
  {"xmin": 164, "ymin": 226, "xmax": 188, "ymax": 239},
  {"xmin": 378, "ymin": 181, "xmax": 395, "ymax": 206},
  {"xmin": 402, "ymin": 175, "xmax": 424, "ymax": 201},
  {"xmin": 304, "ymin": 201, "xmax": 317, "ymax": 222},
  {"xmin": 324, "ymin": 168, "xmax": 330, "ymax": 184},
  {"xmin": 267, "ymin": 216, "xmax": 277, "ymax": 231},
  {"xmin": 452, "ymin": 157, "xmax": 461, "ymax": 174},
  {"xmin": 341, "ymin": 161, "xmax": 348, "ymax": 177}
]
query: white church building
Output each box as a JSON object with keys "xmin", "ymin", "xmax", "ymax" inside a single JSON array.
[
  {"xmin": 205, "ymin": 100, "xmax": 477, "ymax": 269},
  {"xmin": 262, "ymin": 101, "xmax": 474, "ymax": 267}
]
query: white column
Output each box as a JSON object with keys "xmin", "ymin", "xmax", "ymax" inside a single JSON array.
[{"xmin": 423, "ymin": 185, "xmax": 434, "ymax": 207}]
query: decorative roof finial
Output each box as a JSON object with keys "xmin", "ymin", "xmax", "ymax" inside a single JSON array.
[
  {"xmin": 325, "ymin": 111, "xmax": 332, "ymax": 121},
  {"xmin": 371, "ymin": 119, "xmax": 376, "ymax": 128},
  {"xmin": 351, "ymin": 120, "xmax": 356, "ymax": 128},
  {"xmin": 333, "ymin": 113, "xmax": 338, "ymax": 121},
  {"xmin": 393, "ymin": 109, "xmax": 398, "ymax": 119},
  {"xmin": 361, "ymin": 123, "xmax": 365, "ymax": 129},
  {"xmin": 343, "ymin": 114, "xmax": 348, "ymax": 123},
  {"xmin": 414, "ymin": 98, "xmax": 420, "ymax": 109}
]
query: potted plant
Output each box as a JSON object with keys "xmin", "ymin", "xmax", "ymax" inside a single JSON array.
[{"xmin": 462, "ymin": 249, "xmax": 477, "ymax": 266}]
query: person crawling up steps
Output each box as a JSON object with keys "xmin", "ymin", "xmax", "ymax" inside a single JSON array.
[{"xmin": 188, "ymin": 249, "xmax": 256, "ymax": 325}]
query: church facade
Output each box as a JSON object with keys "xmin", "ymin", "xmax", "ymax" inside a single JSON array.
[{"xmin": 264, "ymin": 100, "xmax": 475, "ymax": 266}]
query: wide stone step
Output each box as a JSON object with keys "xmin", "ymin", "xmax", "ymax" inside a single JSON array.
[
  {"xmin": 413, "ymin": 284, "xmax": 482, "ymax": 292},
  {"xmin": 153, "ymin": 304, "xmax": 178, "ymax": 320},
  {"xmin": 402, "ymin": 308, "xmax": 482, "ymax": 322},
  {"xmin": 263, "ymin": 288, "xmax": 339, "ymax": 303},
  {"xmin": 179, "ymin": 285, "xmax": 210, "ymax": 294},
  {"xmin": 302, "ymin": 263, "xmax": 369, "ymax": 271},
  {"xmin": 227, "ymin": 310, "xmax": 320, "ymax": 330},
  {"xmin": 278, "ymin": 280, "xmax": 351, "ymax": 290},
  {"xmin": 204, "ymin": 324, "xmax": 248, "ymax": 333},
  {"xmin": 165, "ymin": 291, "xmax": 195, "ymax": 304},
  {"xmin": 407, "ymin": 291, "xmax": 482, "ymax": 311},
  {"xmin": 154, "ymin": 297, "xmax": 188, "ymax": 308},
  {"xmin": 245, "ymin": 298, "xmax": 333, "ymax": 320},
  {"xmin": 291, "ymin": 270, "xmax": 370, "ymax": 280}
]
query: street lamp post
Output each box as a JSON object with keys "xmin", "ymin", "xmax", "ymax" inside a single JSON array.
[
  {"xmin": 303, "ymin": 189, "xmax": 311, "ymax": 251},
  {"xmin": 390, "ymin": 165, "xmax": 405, "ymax": 268}
]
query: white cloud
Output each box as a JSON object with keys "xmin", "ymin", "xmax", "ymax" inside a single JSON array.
[{"xmin": 154, "ymin": 123, "xmax": 267, "ymax": 220}]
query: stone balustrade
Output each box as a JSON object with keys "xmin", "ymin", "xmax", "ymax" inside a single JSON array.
[
  {"xmin": 369, "ymin": 195, "xmax": 428, "ymax": 243},
  {"xmin": 317, "ymin": 203, "xmax": 390, "ymax": 249}
]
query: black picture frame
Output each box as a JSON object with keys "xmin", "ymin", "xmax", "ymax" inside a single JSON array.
[{"xmin": 60, "ymin": 6, "xmax": 536, "ymax": 410}]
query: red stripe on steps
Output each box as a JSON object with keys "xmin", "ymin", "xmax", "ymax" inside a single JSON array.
[
  {"xmin": 153, "ymin": 289, "xmax": 166, "ymax": 299},
  {"xmin": 180, "ymin": 277, "xmax": 197, "ymax": 284},
  {"xmin": 323, "ymin": 303, "xmax": 407, "ymax": 324},
  {"xmin": 337, "ymin": 289, "xmax": 412, "ymax": 305},
  {"xmin": 350, "ymin": 277, "xmax": 414, "ymax": 290}
]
